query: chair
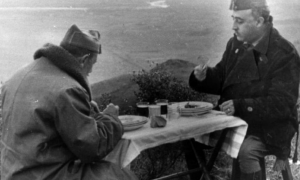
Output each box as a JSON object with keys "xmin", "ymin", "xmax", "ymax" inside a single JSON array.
[
  {"xmin": 231, "ymin": 156, "xmax": 293, "ymax": 180},
  {"xmin": 260, "ymin": 157, "xmax": 293, "ymax": 180}
]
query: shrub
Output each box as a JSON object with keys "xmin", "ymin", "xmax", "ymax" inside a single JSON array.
[
  {"xmin": 131, "ymin": 65, "xmax": 206, "ymax": 104},
  {"xmin": 97, "ymin": 93, "xmax": 136, "ymax": 115}
]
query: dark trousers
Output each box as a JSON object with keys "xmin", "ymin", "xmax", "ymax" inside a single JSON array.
[
  {"xmin": 237, "ymin": 135, "xmax": 268, "ymax": 173},
  {"xmin": 184, "ymin": 135, "xmax": 268, "ymax": 179}
]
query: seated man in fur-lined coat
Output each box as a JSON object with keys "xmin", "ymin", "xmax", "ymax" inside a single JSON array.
[{"xmin": 1, "ymin": 24, "xmax": 138, "ymax": 180}]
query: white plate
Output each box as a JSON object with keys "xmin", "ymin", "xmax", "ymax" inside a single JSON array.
[
  {"xmin": 119, "ymin": 115, "xmax": 148, "ymax": 126},
  {"xmin": 123, "ymin": 123, "xmax": 147, "ymax": 131}
]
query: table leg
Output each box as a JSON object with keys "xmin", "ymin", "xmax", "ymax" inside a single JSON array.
[
  {"xmin": 192, "ymin": 128, "xmax": 229, "ymax": 180},
  {"xmin": 152, "ymin": 128, "xmax": 229, "ymax": 180},
  {"xmin": 205, "ymin": 128, "xmax": 229, "ymax": 171},
  {"xmin": 152, "ymin": 168, "xmax": 202, "ymax": 180},
  {"xmin": 189, "ymin": 139, "xmax": 212, "ymax": 180}
]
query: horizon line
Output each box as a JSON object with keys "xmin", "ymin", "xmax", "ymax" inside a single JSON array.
[{"xmin": 0, "ymin": 7, "xmax": 88, "ymax": 11}]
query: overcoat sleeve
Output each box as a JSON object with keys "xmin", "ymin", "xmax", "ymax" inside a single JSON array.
[
  {"xmin": 54, "ymin": 87, "xmax": 124, "ymax": 163},
  {"xmin": 189, "ymin": 38, "xmax": 233, "ymax": 95}
]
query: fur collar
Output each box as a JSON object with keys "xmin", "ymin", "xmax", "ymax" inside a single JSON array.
[{"xmin": 33, "ymin": 43, "xmax": 91, "ymax": 100}]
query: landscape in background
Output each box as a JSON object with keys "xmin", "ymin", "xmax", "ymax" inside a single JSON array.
[{"xmin": 0, "ymin": 0, "xmax": 300, "ymax": 84}]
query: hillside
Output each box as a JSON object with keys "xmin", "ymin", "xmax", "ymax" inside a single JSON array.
[{"xmin": 91, "ymin": 59, "xmax": 198, "ymax": 113}]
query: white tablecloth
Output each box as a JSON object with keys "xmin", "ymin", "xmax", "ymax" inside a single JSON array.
[{"xmin": 105, "ymin": 110, "xmax": 248, "ymax": 168}]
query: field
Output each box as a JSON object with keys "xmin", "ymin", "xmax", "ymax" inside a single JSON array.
[{"xmin": 0, "ymin": 0, "xmax": 300, "ymax": 83}]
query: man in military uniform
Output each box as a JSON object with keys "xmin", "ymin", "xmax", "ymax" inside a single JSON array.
[{"xmin": 189, "ymin": 0, "xmax": 300, "ymax": 179}]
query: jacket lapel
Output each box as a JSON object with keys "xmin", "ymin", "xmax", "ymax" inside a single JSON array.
[
  {"xmin": 257, "ymin": 53, "xmax": 270, "ymax": 79},
  {"xmin": 223, "ymin": 48, "xmax": 260, "ymax": 89},
  {"xmin": 255, "ymin": 26, "xmax": 273, "ymax": 79}
]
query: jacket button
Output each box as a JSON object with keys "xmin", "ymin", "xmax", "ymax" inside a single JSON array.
[{"xmin": 247, "ymin": 107, "xmax": 253, "ymax": 112}]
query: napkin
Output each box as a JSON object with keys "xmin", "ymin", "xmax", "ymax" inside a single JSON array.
[{"xmin": 150, "ymin": 116, "xmax": 167, "ymax": 128}]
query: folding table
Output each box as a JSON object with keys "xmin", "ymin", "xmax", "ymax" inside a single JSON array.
[{"xmin": 104, "ymin": 110, "xmax": 248, "ymax": 179}]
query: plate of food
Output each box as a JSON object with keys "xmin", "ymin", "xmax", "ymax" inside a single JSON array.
[
  {"xmin": 173, "ymin": 101, "xmax": 213, "ymax": 116},
  {"xmin": 118, "ymin": 115, "xmax": 149, "ymax": 131}
]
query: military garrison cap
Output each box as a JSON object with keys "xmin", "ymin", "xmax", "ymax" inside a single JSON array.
[
  {"xmin": 229, "ymin": 0, "xmax": 268, "ymax": 10},
  {"xmin": 60, "ymin": 24, "xmax": 101, "ymax": 54}
]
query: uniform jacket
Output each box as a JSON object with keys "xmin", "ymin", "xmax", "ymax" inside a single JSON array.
[
  {"xmin": 189, "ymin": 25, "xmax": 300, "ymax": 159},
  {"xmin": 1, "ymin": 44, "xmax": 137, "ymax": 180}
]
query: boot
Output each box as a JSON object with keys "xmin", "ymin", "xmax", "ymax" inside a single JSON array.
[{"xmin": 240, "ymin": 170, "xmax": 262, "ymax": 180}]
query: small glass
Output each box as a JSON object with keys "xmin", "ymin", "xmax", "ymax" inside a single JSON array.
[
  {"xmin": 167, "ymin": 102, "xmax": 180, "ymax": 120},
  {"xmin": 155, "ymin": 99, "xmax": 168, "ymax": 118},
  {"xmin": 136, "ymin": 102, "xmax": 149, "ymax": 117},
  {"xmin": 148, "ymin": 104, "xmax": 161, "ymax": 121}
]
